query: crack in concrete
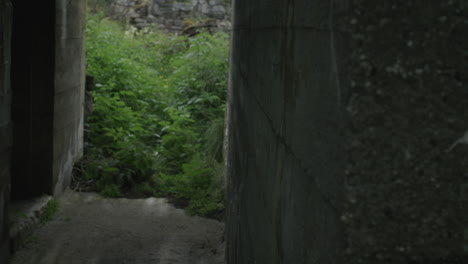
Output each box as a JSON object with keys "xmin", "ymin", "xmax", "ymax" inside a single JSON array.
[
  {"xmin": 329, "ymin": 0, "xmax": 342, "ymax": 108},
  {"xmin": 236, "ymin": 64, "xmax": 340, "ymax": 213}
]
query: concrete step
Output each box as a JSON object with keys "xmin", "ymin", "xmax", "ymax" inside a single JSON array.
[{"xmin": 9, "ymin": 196, "xmax": 52, "ymax": 252}]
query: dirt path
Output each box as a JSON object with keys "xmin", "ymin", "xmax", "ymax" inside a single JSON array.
[{"xmin": 10, "ymin": 191, "xmax": 225, "ymax": 264}]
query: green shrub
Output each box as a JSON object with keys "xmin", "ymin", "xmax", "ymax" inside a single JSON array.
[
  {"xmin": 101, "ymin": 184, "xmax": 123, "ymax": 198},
  {"xmin": 40, "ymin": 199, "xmax": 60, "ymax": 224},
  {"xmin": 159, "ymin": 154, "xmax": 224, "ymax": 216},
  {"xmin": 82, "ymin": 12, "xmax": 229, "ymax": 217}
]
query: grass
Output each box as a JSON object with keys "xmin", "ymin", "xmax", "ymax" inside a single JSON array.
[{"xmin": 39, "ymin": 199, "xmax": 61, "ymax": 224}]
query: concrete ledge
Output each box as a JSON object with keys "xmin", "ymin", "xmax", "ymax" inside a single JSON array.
[{"xmin": 9, "ymin": 196, "xmax": 52, "ymax": 252}]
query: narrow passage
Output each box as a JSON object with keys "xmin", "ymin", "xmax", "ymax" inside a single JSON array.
[{"xmin": 11, "ymin": 191, "xmax": 225, "ymax": 264}]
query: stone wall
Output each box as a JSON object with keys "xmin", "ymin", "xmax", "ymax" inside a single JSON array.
[
  {"xmin": 110, "ymin": 0, "xmax": 231, "ymax": 31},
  {"xmin": 226, "ymin": 0, "xmax": 468, "ymax": 263},
  {"xmin": 0, "ymin": 1, "xmax": 12, "ymax": 262},
  {"xmin": 192, "ymin": 0, "xmax": 229, "ymax": 19}
]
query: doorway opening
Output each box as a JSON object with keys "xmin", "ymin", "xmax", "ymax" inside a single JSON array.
[
  {"xmin": 9, "ymin": 1, "xmax": 56, "ymax": 201},
  {"xmin": 74, "ymin": 0, "xmax": 232, "ymax": 220},
  {"xmin": 7, "ymin": 0, "xmax": 58, "ymax": 252}
]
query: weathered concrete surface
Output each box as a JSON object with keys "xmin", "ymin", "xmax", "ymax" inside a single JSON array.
[
  {"xmin": 53, "ymin": 0, "xmax": 87, "ymax": 196},
  {"xmin": 226, "ymin": 0, "xmax": 467, "ymax": 263},
  {"xmin": 343, "ymin": 1, "xmax": 468, "ymax": 263},
  {"xmin": 11, "ymin": 191, "xmax": 225, "ymax": 264},
  {"xmin": 0, "ymin": 0, "xmax": 12, "ymax": 262},
  {"xmin": 226, "ymin": 0, "xmax": 346, "ymax": 263}
]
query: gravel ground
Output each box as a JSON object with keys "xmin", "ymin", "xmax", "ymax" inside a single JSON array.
[{"xmin": 10, "ymin": 191, "xmax": 225, "ymax": 264}]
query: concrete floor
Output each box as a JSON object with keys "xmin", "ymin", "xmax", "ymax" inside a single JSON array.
[{"xmin": 10, "ymin": 191, "xmax": 225, "ymax": 264}]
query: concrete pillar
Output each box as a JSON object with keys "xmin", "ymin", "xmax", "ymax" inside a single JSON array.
[
  {"xmin": 53, "ymin": 0, "xmax": 86, "ymax": 196},
  {"xmin": 225, "ymin": 0, "xmax": 347, "ymax": 263}
]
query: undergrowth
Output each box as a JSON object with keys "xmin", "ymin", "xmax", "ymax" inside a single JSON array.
[
  {"xmin": 40, "ymin": 199, "xmax": 61, "ymax": 224},
  {"xmin": 77, "ymin": 12, "xmax": 229, "ymax": 218}
]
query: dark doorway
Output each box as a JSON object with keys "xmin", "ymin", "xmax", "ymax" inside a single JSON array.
[{"xmin": 10, "ymin": 0, "xmax": 56, "ymax": 200}]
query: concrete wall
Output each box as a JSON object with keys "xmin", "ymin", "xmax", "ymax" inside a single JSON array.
[
  {"xmin": 53, "ymin": 0, "xmax": 86, "ymax": 196},
  {"xmin": 343, "ymin": 1, "xmax": 468, "ymax": 263},
  {"xmin": 225, "ymin": 0, "xmax": 346, "ymax": 263},
  {"xmin": 0, "ymin": 1, "xmax": 12, "ymax": 261},
  {"xmin": 226, "ymin": 0, "xmax": 467, "ymax": 263}
]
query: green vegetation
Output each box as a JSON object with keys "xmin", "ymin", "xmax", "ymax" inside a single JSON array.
[
  {"xmin": 79, "ymin": 12, "xmax": 229, "ymax": 217},
  {"xmin": 40, "ymin": 199, "xmax": 61, "ymax": 224}
]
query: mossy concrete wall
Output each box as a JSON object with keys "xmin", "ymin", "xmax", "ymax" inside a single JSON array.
[{"xmin": 226, "ymin": 0, "xmax": 467, "ymax": 263}]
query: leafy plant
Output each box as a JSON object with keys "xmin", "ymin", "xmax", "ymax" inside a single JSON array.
[
  {"xmin": 40, "ymin": 199, "xmax": 60, "ymax": 224},
  {"xmin": 82, "ymin": 12, "xmax": 229, "ymax": 217},
  {"xmin": 158, "ymin": 154, "xmax": 224, "ymax": 216}
]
